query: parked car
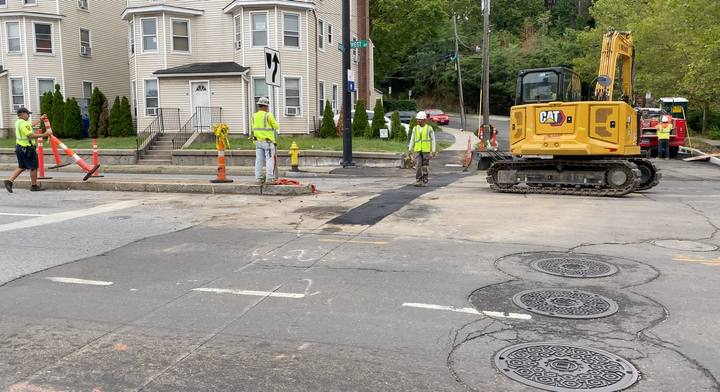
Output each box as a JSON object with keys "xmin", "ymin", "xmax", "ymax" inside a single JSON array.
[
  {"xmin": 384, "ymin": 110, "xmax": 417, "ymax": 124},
  {"xmin": 425, "ymin": 109, "xmax": 450, "ymax": 125},
  {"xmin": 332, "ymin": 110, "xmax": 410, "ymax": 135}
]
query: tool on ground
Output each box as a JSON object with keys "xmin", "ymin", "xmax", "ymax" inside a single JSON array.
[
  {"xmin": 210, "ymin": 137, "xmax": 233, "ymax": 183},
  {"xmin": 92, "ymin": 139, "xmax": 104, "ymax": 177},
  {"xmin": 289, "ymin": 141, "xmax": 300, "ymax": 172},
  {"xmin": 41, "ymin": 115, "xmax": 71, "ymax": 170},
  {"xmin": 36, "ymin": 136, "xmax": 52, "ymax": 180},
  {"xmin": 49, "ymin": 135, "xmax": 100, "ymax": 181}
]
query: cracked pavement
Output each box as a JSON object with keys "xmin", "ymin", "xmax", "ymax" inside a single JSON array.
[{"xmin": 1, "ymin": 159, "xmax": 720, "ymax": 391}]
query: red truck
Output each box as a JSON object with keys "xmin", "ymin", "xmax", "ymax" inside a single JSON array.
[{"xmin": 637, "ymin": 97, "xmax": 687, "ymax": 158}]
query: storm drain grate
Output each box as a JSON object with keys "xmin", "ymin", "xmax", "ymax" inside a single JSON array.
[
  {"xmin": 531, "ymin": 257, "xmax": 618, "ymax": 278},
  {"xmin": 495, "ymin": 342, "xmax": 638, "ymax": 392},
  {"xmin": 512, "ymin": 289, "xmax": 619, "ymax": 319}
]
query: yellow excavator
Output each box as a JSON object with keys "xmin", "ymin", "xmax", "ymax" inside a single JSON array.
[{"xmin": 484, "ymin": 30, "xmax": 660, "ymax": 196}]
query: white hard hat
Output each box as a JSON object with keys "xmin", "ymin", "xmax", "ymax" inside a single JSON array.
[
  {"xmin": 416, "ymin": 111, "xmax": 427, "ymax": 120},
  {"xmin": 661, "ymin": 116, "xmax": 669, "ymax": 123},
  {"xmin": 257, "ymin": 97, "xmax": 270, "ymax": 106}
]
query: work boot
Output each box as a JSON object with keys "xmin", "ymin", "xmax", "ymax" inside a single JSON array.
[
  {"xmin": 4, "ymin": 180, "xmax": 12, "ymax": 193},
  {"xmin": 255, "ymin": 180, "xmax": 264, "ymax": 185},
  {"xmin": 665, "ymin": 158, "xmax": 670, "ymax": 160},
  {"xmin": 30, "ymin": 184, "xmax": 45, "ymax": 192},
  {"xmin": 422, "ymin": 180, "xmax": 428, "ymax": 187},
  {"xmin": 655, "ymin": 157, "xmax": 660, "ymax": 160},
  {"xmin": 414, "ymin": 180, "xmax": 422, "ymax": 187},
  {"xmin": 265, "ymin": 180, "xmax": 279, "ymax": 185}
]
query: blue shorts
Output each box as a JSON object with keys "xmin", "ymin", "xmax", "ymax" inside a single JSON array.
[{"xmin": 15, "ymin": 144, "xmax": 39, "ymax": 170}]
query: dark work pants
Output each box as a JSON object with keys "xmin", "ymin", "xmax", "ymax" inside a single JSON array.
[
  {"xmin": 414, "ymin": 152, "xmax": 430, "ymax": 181},
  {"xmin": 658, "ymin": 139, "xmax": 670, "ymax": 159}
]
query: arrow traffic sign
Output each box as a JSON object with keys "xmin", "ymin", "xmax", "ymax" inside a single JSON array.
[{"xmin": 264, "ymin": 47, "xmax": 281, "ymax": 87}]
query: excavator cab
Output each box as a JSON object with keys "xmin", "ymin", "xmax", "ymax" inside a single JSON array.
[{"xmin": 515, "ymin": 68, "xmax": 583, "ymax": 105}]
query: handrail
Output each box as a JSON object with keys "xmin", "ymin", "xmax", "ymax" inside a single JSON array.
[
  {"xmin": 134, "ymin": 107, "xmax": 180, "ymax": 160},
  {"xmin": 171, "ymin": 107, "xmax": 223, "ymax": 149},
  {"xmin": 172, "ymin": 113, "xmax": 196, "ymax": 150}
]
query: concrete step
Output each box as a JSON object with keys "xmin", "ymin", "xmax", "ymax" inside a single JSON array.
[
  {"xmin": 152, "ymin": 141, "xmax": 174, "ymax": 148},
  {"xmin": 143, "ymin": 150, "xmax": 173, "ymax": 157},
  {"xmin": 137, "ymin": 159, "xmax": 173, "ymax": 165}
]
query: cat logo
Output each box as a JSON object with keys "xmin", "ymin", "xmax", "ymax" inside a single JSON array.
[{"xmin": 539, "ymin": 110, "xmax": 566, "ymax": 127}]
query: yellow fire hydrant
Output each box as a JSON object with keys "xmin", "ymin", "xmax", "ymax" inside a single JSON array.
[{"xmin": 288, "ymin": 141, "xmax": 300, "ymax": 172}]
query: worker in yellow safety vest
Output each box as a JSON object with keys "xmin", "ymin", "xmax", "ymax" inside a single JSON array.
[
  {"xmin": 655, "ymin": 116, "xmax": 673, "ymax": 160},
  {"xmin": 252, "ymin": 97, "xmax": 279, "ymax": 185},
  {"xmin": 407, "ymin": 111, "xmax": 436, "ymax": 187},
  {"xmin": 4, "ymin": 107, "xmax": 51, "ymax": 193}
]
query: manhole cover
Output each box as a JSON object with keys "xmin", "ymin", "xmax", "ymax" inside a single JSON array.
[
  {"xmin": 512, "ymin": 289, "xmax": 619, "ymax": 319},
  {"xmin": 495, "ymin": 342, "xmax": 638, "ymax": 392},
  {"xmin": 531, "ymin": 258, "xmax": 618, "ymax": 278},
  {"xmin": 653, "ymin": 240, "xmax": 717, "ymax": 252}
]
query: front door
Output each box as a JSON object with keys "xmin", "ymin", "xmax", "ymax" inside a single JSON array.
[{"xmin": 191, "ymin": 82, "xmax": 211, "ymax": 131}]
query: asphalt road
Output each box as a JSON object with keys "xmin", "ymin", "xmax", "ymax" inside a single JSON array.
[{"xmin": 2, "ymin": 159, "xmax": 720, "ymax": 391}]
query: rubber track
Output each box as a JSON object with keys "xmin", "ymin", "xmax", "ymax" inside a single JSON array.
[
  {"xmin": 486, "ymin": 159, "xmax": 642, "ymax": 197},
  {"xmin": 628, "ymin": 159, "xmax": 661, "ymax": 191}
]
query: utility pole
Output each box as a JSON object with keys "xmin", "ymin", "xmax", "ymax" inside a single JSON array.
[
  {"xmin": 481, "ymin": 0, "xmax": 491, "ymax": 137},
  {"xmin": 452, "ymin": 14, "xmax": 466, "ymax": 131},
  {"xmin": 341, "ymin": 0, "xmax": 354, "ymax": 167}
]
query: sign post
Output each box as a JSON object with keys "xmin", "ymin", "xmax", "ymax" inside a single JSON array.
[{"xmin": 341, "ymin": 0, "xmax": 354, "ymax": 167}]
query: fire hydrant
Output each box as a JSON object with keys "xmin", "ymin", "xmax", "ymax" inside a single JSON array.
[{"xmin": 288, "ymin": 141, "xmax": 300, "ymax": 172}]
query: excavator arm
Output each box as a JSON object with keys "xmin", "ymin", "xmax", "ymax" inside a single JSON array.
[{"xmin": 595, "ymin": 29, "xmax": 635, "ymax": 103}]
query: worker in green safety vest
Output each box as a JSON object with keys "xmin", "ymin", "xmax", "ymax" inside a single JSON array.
[
  {"xmin": 4, "ymin": 107, "xmax": 51, "ymax": 193},
  {"xmin": 407, "ymin": 111, "xmax": 436, "ymax": 187},
  {"xmin": 252, "ymin": 97, "xmax": 279, "ymax": 185},
  {"xmin": 655, "ymin": 116, "xmax": 673, "ymax": 160}
]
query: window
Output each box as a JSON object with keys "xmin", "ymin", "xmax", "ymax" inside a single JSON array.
[
  {"xmin": 327, "ymin": 23, "xmax": 333, "ymax": 45},
  {"xmin": 234, "ymin": 15, "xmax": 242, "ymax": 50},
  {"xmin": 37, "ymin": 78, "xmax": 55, "ymax": 111},
  {"xmin": 318, "ymin": 81, "xmax": 325, "ymax": 116},
  {"xmin": 144, "ymin": 79, "xmax": 159, "ymax": 116},
  {"xmin": 283, "ymin": 13, "xmax": 299, "ymax": 49},
  {"xmin": 34, "ymin": 23, "xmax": 53, "ymax": 54},
  {"xmin": 129, "ymin": 22, "xmax": 135, "ymax": 54},
  {"xmin": 10, "ymin": 78, "xmax": 25, "ymax": 110},
  {"xmin": 131, "ymin": 81, "xmax": 137, "ymax": 117},
  {"xmin": 6, "ymin": 22, "xmax": 20, "ymax": 53},
  {"xmin": 80, "ymin": 28, "xmax": 91, "ymax": 56},
  {"xmin": 24, "ymin": 0, "xmax": 36, "ymax": 5},
  {"xmin": 77, "ymin": 0, "xmax": 88, "ymax": 11},
  {"xmin": 253, "ymin": 77, "xmax": 273, "ymax": 113},
  {"xmin": 318, "ymin": 19, "xmax": 324, "ymax": 51},
  {"xmin": 284, "ymin": 77, "xmax": 301, "ymax": 114},
  {"xmin": 141, "ymin": 18, "xmax": 158, "ymax": 52},
  {"xmin": 0, "ymin": 0, "xmax": 7, "ymax": 8},
  {"xmin": 332, "ymin": 84, "xmax": 338, "ymax": 115},
  {"xmin": 171, "ymin": 19, "xmax": 190, "ymax": 53},
  {"xmin": 251, "ymin": 12, "xmax": 267, "ymax": 48},
  {"xmin": 83, "ymin": 81, "xmax": 93, "ymax": 99}
]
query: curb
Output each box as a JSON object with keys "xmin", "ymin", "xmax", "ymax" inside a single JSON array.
[{"xmin": 679, "ymin": 147, "xmax": 720, "ymax": 166}]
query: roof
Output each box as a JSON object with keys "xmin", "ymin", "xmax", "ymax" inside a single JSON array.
[
  {"xmin": 0, "ymin": 11, "xmax": 65, "ymax": 20},
  {"xmin": 224, "ymin": 0, "xmax": 316, "ymax": 14},
  {"xmin": 154, "ymin": 62, "xmax": 249, "ymax": 77},
  {"xmin": 121, "ymin": 5, "xmax": 203, "ymax": 20},
  {"xmin": 659, "ymin": 97, "xmax": 689, "ymax": 103}
]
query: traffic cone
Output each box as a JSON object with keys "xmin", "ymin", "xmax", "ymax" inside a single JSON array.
[
  {"xmin": 92, "ymin": 139, "xmax": 104, "ymax": 177},
  {"xmin": 492, "ymin": 125, "xmax": 498, "ymax": 149},
  {"xmin": 464, "ymin": 136, "xmax": 472, "ymax": 167},
  {"xmin": 210, "ymin": 138, "xmax": 233, "ymax": 183},
  {"xmin": 41, "ymin": 116, "xmax": 71, "ymax": 169},
  {"xmin": 50, "ymin": 135, "xmax": 100, "ymax": 181},
  {"xmin": 37, "ymin": 137, "xmax": 52, "ymax": 180}
]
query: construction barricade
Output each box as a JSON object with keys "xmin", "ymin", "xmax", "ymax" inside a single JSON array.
[
  {"xmin": 41, "ymin": 115, "xmax": 71, "ymax": 169},
  {"xmin": 49, "ymin": 135, "xmax": 100, "ymax": 181}
]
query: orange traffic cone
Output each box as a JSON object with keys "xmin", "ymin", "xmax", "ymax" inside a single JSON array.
[
  {"xmin": 50, "ymin": 135, "xmax": 100, "ymax": 181},
  {"xmin": 464, "ymin": 136, "xmax": 472, "ymax": 167},
  {"xmin": 37, "ymin": 136, "xmax": 52, "ymax": 180},
  {"xmin": 92, "ymin": 139, "xmax": 104, "ymax": 177},
  {"xmin": 41, "ymin": 116, "xmax": 71, "ymax": 169},
  {"xmin": 210, "ymin": 139, "xmax": 233, "ymax": 183}
]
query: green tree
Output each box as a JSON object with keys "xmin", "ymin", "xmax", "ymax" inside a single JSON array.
[
  {"xmin": 88, "ymin": 87, "xmax": 106, "ymax": 138},
  {"xmin": 352, "ymin": 99, "xmax": 369, "ymax": 138},
  {"xmin": 120, "ymin": 96, "xmax": 134, "ymax": 137},
  {"xmin": 40, "ymin": 92, "xmax": 53, "ymax": 133},
  {"xmin": 98, "ymin": 99, "xmax": 110, "ymax": 138},
  {"xmin": 369, "ymin": 99, "xmax": 386, "ymax": 138},
  {"xmin": 319, "ymin": 101, "xmax": 337, "ymax": 138},
  {"xmin": 64, "ymin": 98, "xmax": 85, "ymax": 139},
  {"xmin": 51, "ymin": 84, "xmax": 65, "ymax": 138},
  {"xmin": 408, "ymin": 115, "xmax": 418, "ymax": 134},
  {"xmin": 108, "ymin": 96, "xmax": 122, "ymax": 137},
  {"xmin": 390, "ymin": 111, "xmax": 405, "ymax": 141}
]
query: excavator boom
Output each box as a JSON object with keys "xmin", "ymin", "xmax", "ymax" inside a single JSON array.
[{"xmin": 596, "ymin": 30, "xmax": 635, "ymax": 103}]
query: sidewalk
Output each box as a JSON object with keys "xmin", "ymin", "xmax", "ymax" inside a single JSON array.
[{"xmin": 441, "ymin": 125, "xmax": 481, "ymax": 151}]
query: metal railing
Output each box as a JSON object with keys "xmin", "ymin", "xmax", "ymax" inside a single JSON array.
[
  {"xmin": 135, "ymin": 108, "xmax": 180, "ymax": 160},
  {"xmin": 171, "ymin": 107, "xmax": 222, "ymax": 149}
]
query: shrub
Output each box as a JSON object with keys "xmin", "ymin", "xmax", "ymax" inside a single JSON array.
[
  {"xmin": 120, "ymin": 96, "xmax": 134, "ymax": 136},
  {"xmin": 352, "ymin": 99, "xmax": 369, "ymax": 138},
  {"xmin": 319, "ymin": 101, "xmax": 337, "ymax": 138},
  {"xmin": 708, "ymin": 126, "xmax": 720, "ymax": 140},
  {"xmin": 98, "ymin": 99, "xmax": 110, "ymax": 138},
  {"xmin": 108, "ymin": 96, "xmax": 122, "ymax": 137},
  {"xmin": 408, "ymin": 115, "xmax": 418, "ymax": 134},
  {"xmin": 40, "ymin": 92, "xmax": 53, "ymax": 133},
  {"xmin": 51, "ymin": 84, "xmax": 65, "ymax": 138},
  {"xmin": 88, "ymin": 87, "xmax": 106, "ymax": 138},
  {"xmin": 384, "ymin": 99, "xmax": 417, "ymax": 112},
  {"xmin": 369, "ymin": 98, "xmax": 386, "ymax": 138},
  {"xmin": 64, "ymin": 98, "xmax": 85, "ymax": 139},
  {"xmin": 336, "ymin": 105, "xmax": 344, "ymax": 137},
  {"xmin": 390, "ymin": 111, "xmax": 405, "ymax": 142}
]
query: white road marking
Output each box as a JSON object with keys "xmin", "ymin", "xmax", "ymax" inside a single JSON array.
[
  {"xmin": 0, "ymin": 213, "xmax": 47, "ymax": 217},
  {"xmin": 192, "ymin": 288, "xmax": 305, "ymax": 298},
  {"xmin": 45, "ymin": 277, "xmax": 113, "ymax": 286},
  {"xmin": 445, "ymin": 164, "xmax": 463, "ymax": 167},
  {"xmin": 0, "ymin": 197, "xmax": 177, "ymax": 233},
  {"xmin": 402, "ymin": 302, "xmax": 532, "ymax": 320}
]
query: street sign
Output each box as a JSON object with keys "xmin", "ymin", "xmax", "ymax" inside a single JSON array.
[
  {"xmin": 380, "ymin": 129, "xmax": 388, "ymax": 139},
  {"xmin": 350, "ymin": 40, "xmax": 368, "ymax": 49},
  {"xmin": 348, "ymin": 81, "xmax": 355, "ymax": 93},
  {"xmin": 338, "ymin": 43, "xmax": 346, "ymax": 53},
  {"xmin": 264, "ymin": 47, "xmax": 281, "ymax": 87}
]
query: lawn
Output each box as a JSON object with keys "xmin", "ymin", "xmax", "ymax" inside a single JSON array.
[
  {"xmin": 187, "ymin": 138, "xmax": 452, "ymax": 153},
  {"xmin": 0, "ymin": 137, "xmax": 138, "ymax": 149}
]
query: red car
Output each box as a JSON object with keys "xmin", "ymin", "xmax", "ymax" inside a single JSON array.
[{"xmin": 425, "ymin": 109, "xmax": 450, "ymax": 125}]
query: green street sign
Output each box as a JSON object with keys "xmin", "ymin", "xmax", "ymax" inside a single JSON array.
[
  {"xmin": 338, "ymin": 43, "xmax": 346, "ymax": 53},
  {"xmin": 350, "ymin": 40, "xmax": 368, "ymax": 49}
]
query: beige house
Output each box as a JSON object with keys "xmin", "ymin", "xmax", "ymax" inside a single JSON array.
[
  {"xmin": 124, "ymin": 0, "xmax": 380, "ymax": 137},
  {"xmin": 0, "ymin": 0, "xmax": 130, "ymax": 137}
]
